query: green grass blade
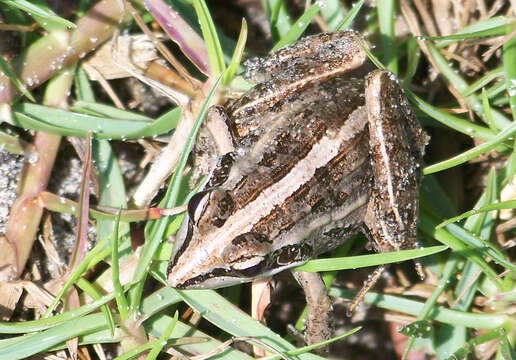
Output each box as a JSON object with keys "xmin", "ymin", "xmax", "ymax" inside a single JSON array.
[
  {"xmin": 143, "ymin": 306, "xmax": 253, "ymax": 359},
  {"xmin": 222, "ymin": 18, "xmax": 247, "ymax": 86},
  {"xmin": 335, "ymin": 0, "xmax": 364, "ymax": 31},
  {"xmin": 272, "ymin": 4, "xmax": 320, "ymax": 51},
  {"xmin": 126, "ymin": 108, "xmax": 181, "ymax": 138},
  {"xmin": 91, "ymin": 137, "xmax": 130, "ymax": 246},
  {"xmin": 465, "ymin": 168, "xmax": 497, "ymax": 237},
  {"xmin": 192, "ymin": 0, "xmax": 225, "ymax": 76},
  {"xmin": 499, "ymin": 331, "xmax": 516, "ymax": 359},
  {"xmin": 430, "ymin": 16, "xmax": 513, "ymax": 47},
  {"xmin": 113, "ymin": 341, "xmax": 156, "ymax": 360},
  {"xmin": 319, "ymin": 0, "xmax": 347, "ymax": 31},
  {"xmin": 0, "ymin": 0, "xmax": 76, "ymax": 30},
  {"xmin": 503, "ymin": 24, "xmax": 516, "ymax": 122},
  {"xmin": 403, "ymin": 36, "xmax": 421, "ymax": 85},
  {"xmin": 485, "ymin": 79, "xmax": 506, "ymax": 99},
  {"xmin": 12, "ymin": 103, "xmax": 151, "ymax": 134},
  {"xmin": 74, "ymin": 67, "xmax": 95, "ymax": 102},
  {"xmin": 75, "ymin": 278, "xmax": 116, "ymax": 338},
  {"xmin": 419, "ymin": 204, "xmax": 504, "ymax": 286},
  {"xmin": 434, "ymin": 175, "xmax": 499, "ymax": 357},
  {"xmin": 377, "ymin": 0, "xmax": 397, "ymax": 73},
  {"xmin": 42, "ymin": 232, "xmax": 117, "ymax": 317},
  {"xmin": 437, "ymin": 202, "xmax": 516, "ymax": 229},
  {"xmin": 72, "ymin": 101, "xmax": 152, "ymax": 121},
  {"xmin": 264, "ymin": 0, "xmax": 291, "ymax": 42},
  {"xmin": 263, "ymin": 327, "xmax": 363, "ymax": 359},
  {"xmin": 420, "ymin": 176, "xmax": 457, "ymax": 219},
  {"xmin": 112, "ymin": 211, "xmax": 129, "ymax": 321},
  {"xmin": 10, "ymin": 103, "xmax": 180, "ymax": 140},
  {"xmin": 146, "ymin": 311, "xmax": 178, "ymax": 360},
  {"xmin": 295, "ymin": 245, "xmax": 448, "ymax": 272},
  {"xmin": 436, "ymin": 222, "xmax": 516, "ymax": 273},
  {"xmin": 423, "ymin": 120, "xmax": 516, "ymax": 175},
  {"xmin": 425, "ymin": 41, "xmax": 511, "ymax": 130},
  {"xmin": 0, "ymin": 54, "xmax": 35, "ymax": 102},
  {"xmin": 450, "ymin": 328, "xmax": 508, "ymax": 359},
  {"xmin": 0, "ymin": 291, "xmax": 116, "ymax": 333},
  {"xmin": 177, "ymin": 290, "xmax": 325, "ymax": 359},
  {"xmin": 462, "ymin": 66, "xmax": 504, "ymax": 97},
  {"xmin": 0, "ymin": 131, "xmax": 30, "ymax": 155},
  {"xmin": 329, "ymin": 288, "xmax": 509, "ymax": 329},
  {"xmin": 1, "ymin": 288, "xmax": 242, "ymax": 359},
  {"xmin": 0, "ymin": 313, "xmax": 108, "ymax": 359},
  {"xmin": 357, "ymin": 34, "xmax": 385, "ymax": 70},
  {"xmin": 435, "ymin": 261, "xmax": 475, "ymax": 358},
  {"xmin": 402, "ymin": 253, "xmax": 460, "ymax": 358},
  {"xmin": 408, "ymin": 91, "xmax": 496, "ymax": 142},
  {"xmin": 482, "ymin": 88, "xmax": 497, "ymax": 131},
  {"xmin": 129, "ymin": 75, "xmax": 223, "ymax": 311}
]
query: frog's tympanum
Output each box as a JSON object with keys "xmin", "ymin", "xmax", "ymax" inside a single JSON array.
[{"xmin": 167, "ymin": 31, "xmax": 427, "ymax": 308}]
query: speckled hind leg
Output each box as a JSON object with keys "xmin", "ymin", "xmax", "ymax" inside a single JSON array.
[{"xmin": 349, "ymin": 70, "xmax": 426, "ymax": 314}]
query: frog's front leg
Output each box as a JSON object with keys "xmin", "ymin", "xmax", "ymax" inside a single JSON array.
[
  {"xmin": 349, "ymin": 69, "xmax": 427, "ymax": 314},
  {"xmin": 205, "ymin": 106, "xmax": 235, "ymax": 155},
  {"xmin": 188, "ymin": 105, "xmax": 236, "ymax": 188},
  {"xmin": 291, "ymin": 271, "xmax": 333, "ymax": 354}
]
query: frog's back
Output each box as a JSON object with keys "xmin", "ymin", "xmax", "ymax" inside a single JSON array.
[{"xmin": 220, "ymin": 77, "xmax": 373, "ymax": 255}]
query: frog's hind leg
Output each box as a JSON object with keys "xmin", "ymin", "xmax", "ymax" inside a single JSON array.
[
  {"xmin": 364, "ymin": 69, "xmax": 425, "ymax": 253},
  {"xmin": 349, "ymin": 70, "xmax": 426, "ymax": 314}
]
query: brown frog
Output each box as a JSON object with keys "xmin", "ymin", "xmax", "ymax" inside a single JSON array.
[{"xmin": 167, "ymin": 30, "xmax": 426, "ymax": 322}]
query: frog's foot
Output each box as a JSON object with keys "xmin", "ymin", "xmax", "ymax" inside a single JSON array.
[
  {"xmin": 346, "ymin": 264, "xmax": 386, "ymax": 315},
  {"xmin": 345, "ymin": 261, "xmax": 424, "ymax": 315}
]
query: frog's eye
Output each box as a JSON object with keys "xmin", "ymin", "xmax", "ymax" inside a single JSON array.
[
  {"xmin": 275, "ymin": 243, "xmax": 312, "ymax": 266},
  {"xmin": 188, "ymin": 190, "xmax": 210, "ymax": 223}
]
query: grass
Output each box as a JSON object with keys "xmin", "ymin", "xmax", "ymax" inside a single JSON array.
[{"xmin": 0, "ymin": 1, "xmax": 515, "ymax": 359}]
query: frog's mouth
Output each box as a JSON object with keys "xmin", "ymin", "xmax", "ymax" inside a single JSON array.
[
  {"xmin": 171, "ymin": 242, "xmax": 313, "ymax": 289},
  {"xmin": 172, "ymin": 258, "xmax": 309, "ymax": 289}
]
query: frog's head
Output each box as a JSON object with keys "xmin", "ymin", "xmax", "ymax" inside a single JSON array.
[{"xmin": 167, "ymin": 189, "xmax": 311, "ymax": 289}]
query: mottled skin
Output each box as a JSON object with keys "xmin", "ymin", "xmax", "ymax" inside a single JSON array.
[{"xmin": 167, "ymin": 31, "xmax": 426, "ymax": 296}]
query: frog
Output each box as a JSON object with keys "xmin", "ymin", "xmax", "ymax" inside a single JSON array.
[{"xmin": 167, "ymin": 30, "xmax": 427, "ymax": 324}]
